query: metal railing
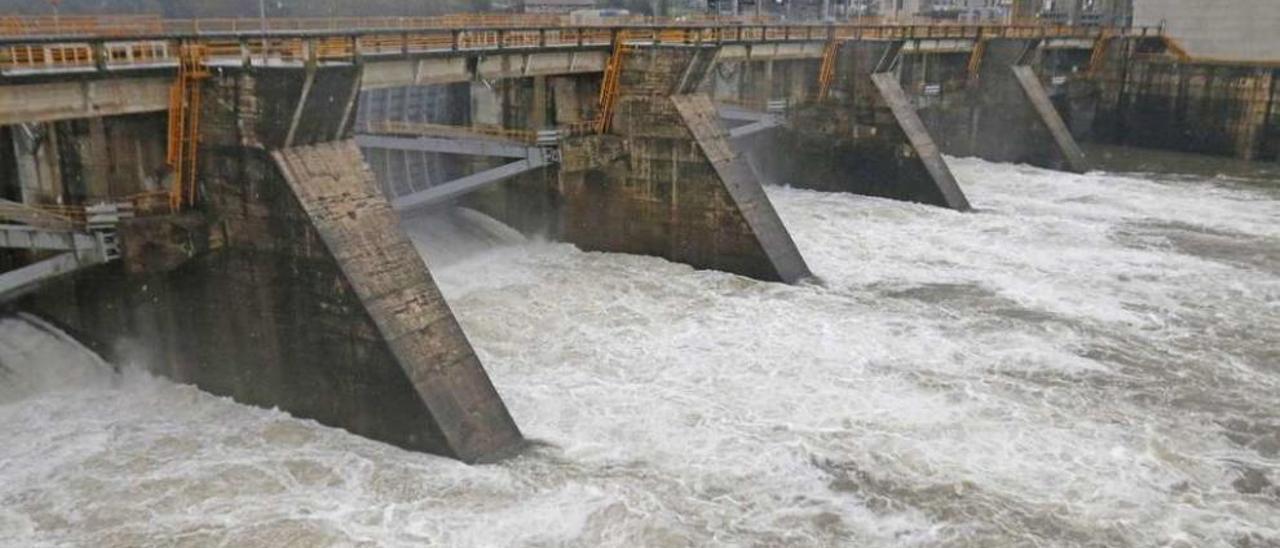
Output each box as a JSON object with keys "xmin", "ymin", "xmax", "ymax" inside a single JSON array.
[
  {"xmin": 0, "ymin": 14, "xmax": 801, "ymax": 38},
  {"xmin": 363, "ymin": 119, "xmax": 598, "ymax": 144},
  {"xmin": 0, "ymin": 22, "xmax": 1157, "ymax": 76}
]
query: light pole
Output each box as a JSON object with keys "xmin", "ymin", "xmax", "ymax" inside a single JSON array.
[
  {"xmin": 259, "ymin": 0, "xmax": 268, "ymax": 64},
  {"xmin": 47, "ymin": 0, "xmax": 60, "ymax": 34}
]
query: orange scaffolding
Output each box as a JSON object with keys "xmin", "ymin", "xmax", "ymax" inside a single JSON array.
[
  {"xmin": 816, "ymin": 39, "xmax": 841, "ymax": 101},
  {"xmin": 166, "ymin": 44, "xmax": 209, "ymax": 212},
  {"xmin": 596, "ymin": 32, "xmax": 630, "ymax": 134}
]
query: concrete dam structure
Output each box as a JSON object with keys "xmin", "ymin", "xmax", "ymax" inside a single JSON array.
[{"xmin": 1, "ymin": 16, "xmax": 1275, "ymax": 463}]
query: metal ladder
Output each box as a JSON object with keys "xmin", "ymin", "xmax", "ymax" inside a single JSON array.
[
  {"xmin": 596, "ymin": 32, "xmax": 631, "ymax": 134},
  {"xmin": 166, "ymin": 44, "xmax": 210, "ymax": 212},
  {"xmin": 817, "ymin": 39, "xmax": 842, "ymax": 101}
]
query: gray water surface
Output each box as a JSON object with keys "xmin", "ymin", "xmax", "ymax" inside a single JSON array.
[{"xmin": 1, "ymin": 156, "xmax": 1277, "ymax": 547}]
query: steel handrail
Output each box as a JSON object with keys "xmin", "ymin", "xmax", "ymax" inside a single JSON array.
[{"xmin": 0, "ymin": 22, "xmax": 1157, "ymax": 74}]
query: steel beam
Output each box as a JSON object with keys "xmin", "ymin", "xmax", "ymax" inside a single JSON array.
[
  {"xmin": 718, "ymin": 105, "xmax": 773, "ymax": 122},
  {"xmin": 356, "ymin": 134, "xmax": 537, "ymax": 159},
  {"xmin": 717, "ymin": 105, "xmax": 784, "ymax": 140},
  {"xmin": 0, "ymin": 199, "xmax": 76, "ymax": 231},
  {"xmin": 0, "ymin": 225, "xmax": 102, "ymax": 253},
  {"xmin": 0, "ymin": 253, "xmax": 86, "ymax": 302},
  {"xmin": 392, "ymin": 157, "xmax": 548, "ymax": 213},
  {"xmin": 0, "ymin": 233, "xmax": 115, "ymax": 302}
]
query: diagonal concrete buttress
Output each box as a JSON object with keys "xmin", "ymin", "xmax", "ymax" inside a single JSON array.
[
  {"xmin": 476, "ymin": 47, "xmax": 813, "ymax": 284},
  {"xmin": 273, "ymin": 140, "xmax": 522, "ymax": 463},
  {"xmin": 869, "ymin": 73, "xmax": 972, "ymax": 211},
  {"xmin": 669, "ymin": 95, "xmax": 812, "ymax": 283},
  {"xmin": 551, "ymin": 90, "xmax": 813, "ymax": 284},
  {"xmin": 741, "ymin": 42, "xmax": 971, "ymax": 211},
  {"xmin": 1010, "ymin": 65, "xmax": 1090, "ymax": 174},
  {"xmin": 962, "ymin": 39, "xmax": 1091, "ymax": 173}
]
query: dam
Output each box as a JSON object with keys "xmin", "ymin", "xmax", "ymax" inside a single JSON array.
[{"xmin": 0, "ymin": 7, "xmax": 1278, "ymax": 546}]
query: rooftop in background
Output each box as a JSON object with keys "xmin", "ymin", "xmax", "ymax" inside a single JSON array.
[{"xmin": 522, "ymin": 0, "xmax": 597, "ymax": 13}]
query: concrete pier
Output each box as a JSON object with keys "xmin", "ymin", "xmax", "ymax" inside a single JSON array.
[
  {"xmin": 963, "ymin": 39, "xmax": 1092, "ymax": 171},
  {"xmin": 458, "ymin": 47, "xmax": 814, "ymax": 284},
  {"xmin": 275, "ymin": 141, "xmax": 522, "ymax": 462},
  {"xmin": 17, "ymin": 67, "xmax": 524, "ymax": 462},
  {"xmin": 744, "ymin": 42, "xmax": 972, "ymax": 211},
  {"xmin": 1011, "ymin": 65, "xmax": 1090, "ymax": 173}
]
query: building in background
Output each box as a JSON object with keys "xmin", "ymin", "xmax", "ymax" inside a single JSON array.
[
  {"xmin": 1032, "ymin": 0, "xmax": 1131, "ymax": 26},
  {"xmin": 1132, "ymin": 0, "xmax": 1280, "ymax": 62},
  {"xmin": 522, "ymin": 0, "xmax": 597, "ymax": 13},
  {"xmin": 857, "ymin": 0, "xmax": 1014, "ymax": 22}
]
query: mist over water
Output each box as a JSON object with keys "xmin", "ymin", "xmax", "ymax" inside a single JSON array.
[{"xmin": 1, "ymin": 157, "xmax": 1278, "ymax": 547}]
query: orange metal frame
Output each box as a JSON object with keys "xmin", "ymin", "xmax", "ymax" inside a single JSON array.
[
  {"xmin": 596, "ymin": 31, "xmax": 630, "ymax": 134},
  {"xmin": 816, "ymin": 39, "xmax": 841, "ymax": 101},
  {"xmin": 0, "ymin": 21, "xmax": 1157, "ymax": 75},
  {"xmin": 166, "ymin": 44, "xmax": 209, "ymax": 212}
]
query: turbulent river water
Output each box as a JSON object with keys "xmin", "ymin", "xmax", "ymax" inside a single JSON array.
[{"xmin": 1, "ymin": 157, "xmax": 1279, "ymax": 547}]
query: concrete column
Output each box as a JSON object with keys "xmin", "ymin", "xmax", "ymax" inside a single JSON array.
[
  {"xmin": 13, "ymin": 123, "xmax": 62, "ymax": 204},
  {"xmin": 531, "ymin": 76, "xmax": 548, "ymax": 129},
  {"xmin": 552, "ymin": 77, "xmax": 584, "ymax": 124},
  {"xmin": 470, "ymin": 82, "xmax": 500, "ymax": 126},
  {"xmin": 85, "ymin": 118, "xmax": 111, "ymax": 200},
  {"xmin": 12, "ymin": 128, "xmax": 42, "ymax": 204},
  {"xmin": 763, "ymin": 60, "xmax": 775, "ymax": 102},
  {"xmin": 1237, "ymin": 68, "xmax": 1275, "ymax": 161},
  {"xmin": 789, "ymin": 61, "xmax": 809, "ymax": 103}
]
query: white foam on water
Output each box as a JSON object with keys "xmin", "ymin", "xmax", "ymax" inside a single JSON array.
[{"xmin": 1, "ymin": 157, "xmax": 1278, "ymax": 547}]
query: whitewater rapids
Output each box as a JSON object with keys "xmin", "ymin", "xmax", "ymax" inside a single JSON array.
[{"xmin": 1, "ymin": 157, "xmax": 1277, "ymax": 546}]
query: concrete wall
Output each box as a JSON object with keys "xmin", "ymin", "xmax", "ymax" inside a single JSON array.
[
  {"xmin": 1134, "ymin": 0, "xmax": 1280, "ymax": 62},
  {"xmin": 1093, "ymin": 49, "xmax": 1279, "ymax": 161}
]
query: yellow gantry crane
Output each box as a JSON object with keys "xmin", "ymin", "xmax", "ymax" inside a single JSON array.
[
  {"xmin": 596, "ymin": 31, "xmax": 631, "ymax": 134},
  {"xmin": 166, "ymin": 43, "xmax": 210, "ymax": 212}
]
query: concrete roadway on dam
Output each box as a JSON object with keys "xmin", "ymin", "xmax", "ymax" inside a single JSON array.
[{"xmin": 0, "ymin": 19, "xmax": 1145, "ymax": 126}]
